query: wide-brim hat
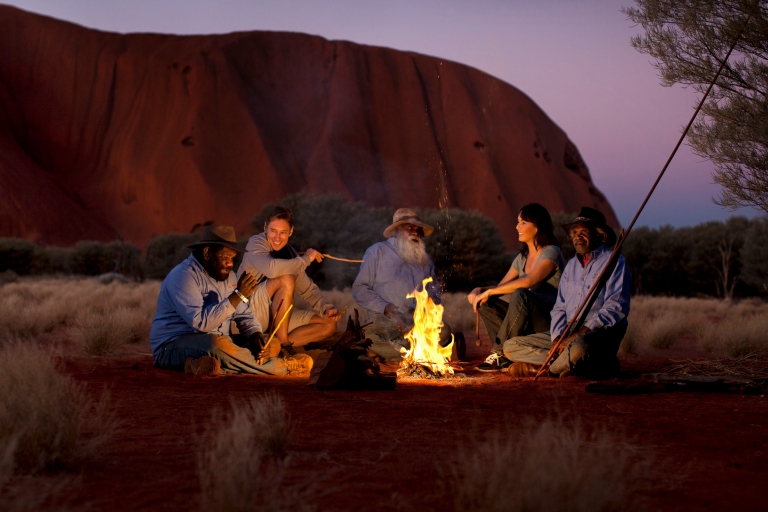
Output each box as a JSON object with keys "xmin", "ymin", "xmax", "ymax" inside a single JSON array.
[
  {"xmin": 187, "ymin": 225, "xmax": 246, "ymax": 252},
  {"xmin": 383, "ymin": 208, "xmax": 434, "ymax": 238},
  {"xmin": 561, "ymin": 207, "xmax": 617, "ymax": 247}
]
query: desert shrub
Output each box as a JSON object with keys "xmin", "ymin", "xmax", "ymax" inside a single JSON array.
[
  {"xmin": 421, "ymin": 208, "xmax": 513, "ymax": 291},
  {"xmin": 197, "ymin": 392, "xmax": 313, "ymax": 512},
  {"xmin": 67, "ymin": 240, "xmax": 141, "ymax": 277},
  {"xmin": 143, "ymin": 233, "xmax": 199, "ymax": 279},
  {"xmin": 446, "ymin": 418, "xmax": 650, "ymax": 512},
  {"xmin": 0, "ymin": 278, "xmax": 159, "ymax": 341},
  {"xmin": 73, "ymin": 307, "xmax": 151, "ymax": 355},
  {"xmin": 0, "ymin": 342, "xmax": 116, "ymax": 472},
  {"xmin": 621, "ymin": 296, "xmax": 768, "ymax": 355},
  {"xmin": 0, "ymin": 238, "xmax": 51, "ymax": 275},
  {"xmin": 249, "ymin": 193, "xmax": 513, "ymax": 292}
]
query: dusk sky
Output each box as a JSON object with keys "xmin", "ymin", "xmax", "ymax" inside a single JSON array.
[{"xmin": 4, "ymin": 0, "xmax": 761, "ymax": 228}]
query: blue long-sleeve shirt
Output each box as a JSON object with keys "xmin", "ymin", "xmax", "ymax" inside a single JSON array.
[
  {"xmin": 550, "ymin": 244, "xmax": 631, "ymax": 339},
  {"xmin": 150, "ymin": 254, "xmax": 262, "ymax": 358},
  {"xmin": 352, "ymin": 238, "xmax": 440, "ymax": 320}
]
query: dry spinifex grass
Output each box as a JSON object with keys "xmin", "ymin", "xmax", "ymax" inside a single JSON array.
[
  {"xmin": 446, "ymin": 417, "xmax": 653, "ymax": 512},
  {"xmin": 621, "ymin": 296, "xmax": 768, "ymax": 356},
  {"xmin": 0, "ymin": 278, "xmax": 159, "ymax": 355},
  {"xmin": 197, "ymin": 392, "xmax": 317, "ymax": 512},
  {"xmin": 0, "ymin": 341, "xmax": 117, "ymax": 474}
]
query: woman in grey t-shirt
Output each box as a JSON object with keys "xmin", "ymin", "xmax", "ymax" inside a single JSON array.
[{"xmin": 468, "ymin": 203, "xmax": 565, "ymax": 371}]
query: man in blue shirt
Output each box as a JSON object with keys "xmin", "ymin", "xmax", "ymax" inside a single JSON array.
[
  {"xmin": 150, "ymin": 225, "xmax": 311, "ymax": 376},
  {"xmin": 502, "ymin": 207, "xmax": 631, "ymax": 378}
]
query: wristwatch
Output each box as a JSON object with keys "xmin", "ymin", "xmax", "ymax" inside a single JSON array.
[{"xmin": 234, "ymin": 288, "xmax": 249, "ymax": 304}]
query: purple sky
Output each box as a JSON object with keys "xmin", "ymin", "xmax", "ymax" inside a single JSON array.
[{"xmin": 3, "ymin": 0, "xmax": 761, "ymax": 228}]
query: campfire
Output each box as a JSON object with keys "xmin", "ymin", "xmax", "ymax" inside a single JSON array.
[{"xmin": 398, "ymin": 277, "xmax": 455, "ymax": 378}]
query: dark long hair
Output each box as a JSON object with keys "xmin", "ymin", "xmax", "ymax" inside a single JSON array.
[{"xmin": 518, "ymin": 203, "xmax": 559, "ymax": 256}]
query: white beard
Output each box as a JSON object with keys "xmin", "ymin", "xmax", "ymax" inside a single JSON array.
[{"xmin": 395, "ymin": 231, "xmax": 429, "ymax": 265}]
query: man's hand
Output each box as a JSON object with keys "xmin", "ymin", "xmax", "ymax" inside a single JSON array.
[
  {"xmin": 553, "ymin": 327, "xmax": 590, "ymax": 356},
  {"xmin": 384, "ymin": 304, "xmax": 410, "ymax": 331},
  {"xmin": 237, "ymin": 271, "xmax": 258, "ymax": 297},
  {"xmin": 304, "ymin": 248, "xmax": 324, "ymax": 264},
  {"xmin": 249, "ymin": 331, "xmax": 265, "ymax": 350},
  {"xmin": 325, "ymin": 307, "xmax": 342, "ymax": 322}
]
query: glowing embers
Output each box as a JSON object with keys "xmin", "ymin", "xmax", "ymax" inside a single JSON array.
[{"xmin": 398, "ymin": 277, "xmax": 455, "ymax": 378}]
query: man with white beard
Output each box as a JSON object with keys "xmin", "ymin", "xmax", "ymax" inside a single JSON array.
[{"xmin": 352, "ymin": 208, "xmax": 453, "ymax": 361}]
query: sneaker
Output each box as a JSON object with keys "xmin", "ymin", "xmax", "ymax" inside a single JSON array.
[
  {"xmin": 184, "ymin": 356, "xmax": 222, "ymax": 377},
  {"xmin": 476, "ymin": 353, "xmax": 508, "ymax": 372},
  {"xmin": 284, "ymin": 353, "xmax": 314, "ymax": 374}
]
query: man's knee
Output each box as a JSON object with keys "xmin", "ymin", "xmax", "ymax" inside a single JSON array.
[{"xmin": 266, "ymin": 274, "xmax": 296, "ymax": 296}]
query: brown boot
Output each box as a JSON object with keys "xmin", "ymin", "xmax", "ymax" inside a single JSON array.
[
  {"xmin": 506, "ymin": 362, "xmax": 540, "ymax": 378},
  {"xmin": 184, "ymin": 356, "xmax": 222, "ymax": 377}
]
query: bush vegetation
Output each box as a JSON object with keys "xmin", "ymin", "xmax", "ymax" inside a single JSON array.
[
  {"xmin": 3, "ymin": 193, "xmax": 768, "ymax": 298},
  {"xmin": 248, "ymin": 193, "xmax": 514, "ymax": 291},
  {"xmin": 0, "ymin": 342, "xmax": 116, "ymax": 473},
  {"xmin": 197, "ymin": 392, "xmax": 315, "ymax": 512},
  {"xmin": 446, "ymin": 417, "xmax": 651, "ymax": 512},
  {"xmin": 621, "ymin": 295, "xmax": 768, "ymax": 355},
  {"xmin": 0, "ymin": 279, "xmax": 159, "ymax": 355}
]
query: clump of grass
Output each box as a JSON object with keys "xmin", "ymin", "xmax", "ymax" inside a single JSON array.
[
  {"xmin": 197, "ymin": 392, "xmax": 314, "ymax": 512},
  {"xmin": 0, "ymin": 342, "xmax": 116, "ymax": 472},
  {"xmin": 446, "ymin": 418, "xmax": 651, "ymax": 512},
  {"xmin": 73, "ymin": 307, "xmax": 152, "ymax": 355},
  {"xmin": 622, "ymin": 296, "xmax": 768, "ymax": 356},
  {"xmin": 0, "ymin": 278, "xmax": 160, "ymax": 341},
  {"xmin": 698, "ymin": 316, "xmax": 768, "ymax": 357}
]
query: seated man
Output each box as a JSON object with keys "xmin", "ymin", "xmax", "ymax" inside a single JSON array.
[
  {"xmin": 237, "ymin": 206, "xmax": 340, "ymax": 358},
  {"xmin": 352, "ymin": 208, "xmax": 454, "ymax": 361},
  {"xmin": 150, "ymin": 225, "xmax": 311, "ymax": 376},
  {"xmin": 503, "ymin": 207, "xmax": 631, "ymax": 378}
]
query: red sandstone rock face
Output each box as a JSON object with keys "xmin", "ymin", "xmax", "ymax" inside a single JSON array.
[{"xmin": 0, "ymin": 5, "xmax": 618, "ymax": 248}]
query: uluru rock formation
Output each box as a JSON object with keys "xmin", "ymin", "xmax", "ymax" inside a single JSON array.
[{"xmin": 0, "ymin": 5, "xmax": 618, "ymax": 248}]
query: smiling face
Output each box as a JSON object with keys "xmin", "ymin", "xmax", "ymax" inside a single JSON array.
[
  {"xmin": 516, "ymin": 215, "xmax": 538, "ymax": 245},
  {"xmin": 570, "ymin": 223, "xmax": 597, "ymax": 256},
  {"xmin": 203, "ymin": 245, "xmax": 237, "ymax": 281},
  {"xmin": 264, "ymin": 219, "xmax": 293, "ymax": 251}
]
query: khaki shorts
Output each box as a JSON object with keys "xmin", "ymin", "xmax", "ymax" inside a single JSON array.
[{"xmin": 251, "ymin": 281, "xmax": 317, "ymax": 333}]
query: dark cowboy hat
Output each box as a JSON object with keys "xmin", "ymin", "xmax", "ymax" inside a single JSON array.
[
  {"xmin": 383, "ymin": 208, "xmax": 434, "ymax": 238},
  {"xmin": 561, "ymin": 207, "xmax": 617, "ymax": 247},
  {"xmin": 187, "ymin": 225, "xmax": 246, "ymax": 252}
]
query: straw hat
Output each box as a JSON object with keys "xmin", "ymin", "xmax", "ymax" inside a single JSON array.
[
  {"xmin": 561, "ymin": 207, "xmax": 617, "ymax": 247},
  {"xmin": 383, "ymin": 208, "xmax": 434, "ymax": 238},
  {"xmin": 187, "ymin": 225, "xmax": 246, "ymax": 252}
]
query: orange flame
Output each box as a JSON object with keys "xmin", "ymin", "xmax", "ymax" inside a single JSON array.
[{"xmin": 400, "ymin": 277, "xmax": 454, "ymax": 376}]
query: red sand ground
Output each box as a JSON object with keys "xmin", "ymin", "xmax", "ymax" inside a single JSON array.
[{"xmin": 36, "ymin": 331, "xmax": 768, "ymax": 511}]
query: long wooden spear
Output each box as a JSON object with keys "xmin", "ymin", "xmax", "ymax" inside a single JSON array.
[{"xmin": 534, "ymin": 7, "xmax": 756, "ymax": 380}]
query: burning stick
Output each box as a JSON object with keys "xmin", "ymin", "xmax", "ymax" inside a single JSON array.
[{"xmin": 259, "ymin": 304, "xmax": 293, "ymax": 364}]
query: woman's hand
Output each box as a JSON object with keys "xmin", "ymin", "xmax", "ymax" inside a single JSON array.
[
  {"xmin": 467, "ymin": 287, "xmax": 484, "ymax": 305},
  {"xmin": 472, "ymin": 289, "xmax": 492, "ymax": 312}
]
